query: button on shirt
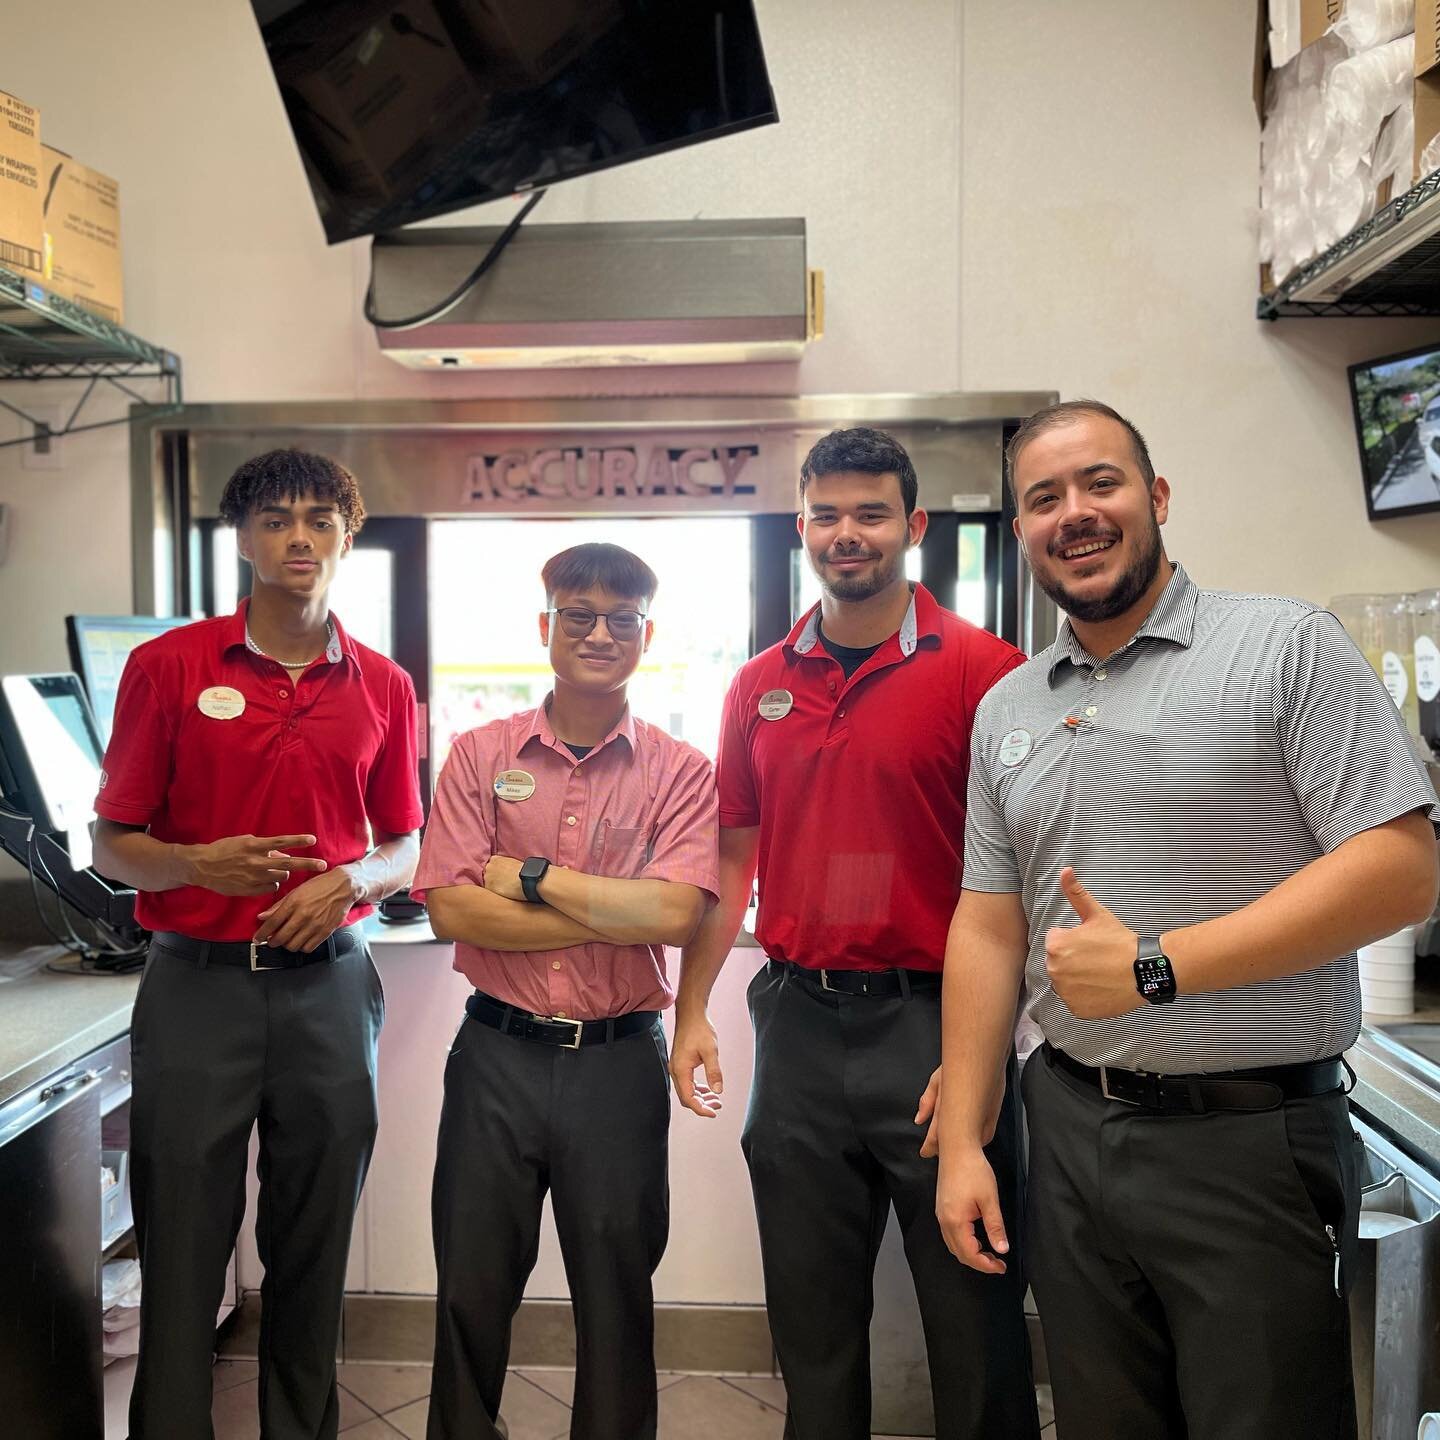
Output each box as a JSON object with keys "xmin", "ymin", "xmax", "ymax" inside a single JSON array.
[
  {"xmin": 963, "ymin": 564, "xmax": 1440, "ymax": 1071},
  {"xmin": 94, "ymin": 601, "xmax": 425, "ymax": 942},
  {"xmin": 717, "ymin": 584, "xmax": 1026, "ymax": 972},
  {"xmin": 412, "ymin": 703, "xmax": 720, "ymax": 1019}
]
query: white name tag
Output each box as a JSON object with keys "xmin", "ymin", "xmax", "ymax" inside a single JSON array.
[
  {"xmin": 998, "ymin": 728, "xmax": 1032, "ymax": 767},
  {"xmin": 758, "ymin": 688, "xmax": 793, "ymax": 721},
  {"xmin": 494, "ymin": 769, "xmax": 536, "ymax": 802},
  {"xmin": 197, "ymin": 686, "xmax": 246, "ymax": 720}
]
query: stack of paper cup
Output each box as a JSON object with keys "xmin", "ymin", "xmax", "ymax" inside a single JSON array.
[
  {"xmin": 1358, "ymin": 924, "xmax": 1417, "ymax": 1017},
  {"xmin": 1417, "ymin": 1412, "xmax": 1439, "ymax": 1440}
]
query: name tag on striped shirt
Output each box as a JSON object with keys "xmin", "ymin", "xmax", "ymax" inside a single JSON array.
[{"xmin": 998, "ymin": 728, "xmax": 1032, "ymax": 767}]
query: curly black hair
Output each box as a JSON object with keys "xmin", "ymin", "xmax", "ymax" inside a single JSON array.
[{"xmin": 217, "ymin": 449, "xmax": 367, "ymax": 534}]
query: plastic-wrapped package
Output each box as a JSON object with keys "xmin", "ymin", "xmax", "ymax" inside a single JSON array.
[
  {"xmin": 1328, "ymin": 33, "xmax": 1416, "ymax": 172},
  {"xmin": 102, "ymin": 1258, "xmax": 142, "ymax": 1363},
  {"xmin": 1332, "ymin": 0, "xmax": 1415, "ymax": 53}
]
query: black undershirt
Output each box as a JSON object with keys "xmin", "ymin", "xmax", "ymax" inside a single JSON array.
[
  {"xmin": 818, "ymin": 624, "xmax": 884, "ymax": 679},
  {"xmin": 565, "ymin": 743, "xmax": 594, "ymax": 760}
]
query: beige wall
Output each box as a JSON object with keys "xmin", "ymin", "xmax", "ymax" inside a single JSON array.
[
  {"xmin": 5, "ymin": 1, "xmax": 1433, "ymax": 673},
  {"xmin": 959, "ymin": 0, "xmax": 1440, "ymax": 602},
  {"xmin": 0, "ymin": 0, "xmax": 963, "ymax": 676}
]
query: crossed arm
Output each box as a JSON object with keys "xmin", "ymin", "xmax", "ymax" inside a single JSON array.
[{"xmin": 425, "ymin": 853, "xmax": 707, "ymax": 953}]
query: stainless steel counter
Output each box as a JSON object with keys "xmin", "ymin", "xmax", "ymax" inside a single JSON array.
[{"xmin": 0, "ymin": 944, "xmax": 140, "ymax": 1109}]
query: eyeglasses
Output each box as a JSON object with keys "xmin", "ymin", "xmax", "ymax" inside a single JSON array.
[{"xmin": 550, "ymin": 606, "xmax": 647, "ymax": 641}]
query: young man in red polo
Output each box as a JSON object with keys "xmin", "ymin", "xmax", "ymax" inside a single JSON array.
[
  {"xmin": 412, "ymin": 542, "xmax": 718, "ymax": 1440},
  {"xmin": 670, "ymin": 428, "xmax": 1040, "ymax": 1439},
  {"xmin": 92, "ymin": 449, "xmax": 423, "ymax": 1440}
]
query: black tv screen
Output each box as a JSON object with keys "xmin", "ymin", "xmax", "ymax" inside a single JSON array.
[
  {"xmin": 250, "ymin": 0, "xmax": 779, "ymax": 244},
  {"xmin": 1349, "ymin": 340, "xmax": 1440, "ymax": 521}
]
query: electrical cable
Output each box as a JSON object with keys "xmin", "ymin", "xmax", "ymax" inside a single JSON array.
[{"xmin": 361, "ymin": 188, "xmax": 547, "ymax": 332}]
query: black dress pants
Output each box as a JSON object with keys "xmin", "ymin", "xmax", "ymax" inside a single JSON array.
[
  {"xmin": 1023, "ymin": 1046, "xmax": 1362, "ymax": 1440},
  {"xmin": 427, "ymin": 1010, "xmax": 671, "ymax": 1440},
  {"xmin": 128, "ymin": 936, "xmax": 384, "ymax": 1440},
  {"xmin": 741, "ymin": 961, "xmax": 1039, "ymax": 1440}
]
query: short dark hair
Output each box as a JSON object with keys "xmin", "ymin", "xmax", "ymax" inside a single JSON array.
[
  {"xmin": 541, "ymin": 542, "xmax": 658, "ymax": 608},
  {"xmin": 1005, "ymin": 400, "xmax": 1155, "ymax": 495},
  {"xmin": 218, "ymin": 449, "xmax": 367, "ymax": 533},
  {"xmin": 799, "ymin": 426, "xmax": 919, "ymax": 516}
]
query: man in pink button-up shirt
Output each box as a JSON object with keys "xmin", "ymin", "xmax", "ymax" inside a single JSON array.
[{"xmin": 412, "ymin": 542, "xmax": 719, "ymax": 1440}]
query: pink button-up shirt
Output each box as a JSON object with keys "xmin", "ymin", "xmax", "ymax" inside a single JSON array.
[{"xmin": 413, "ymin": 701, "xmax": 720, "ymax": 1018}]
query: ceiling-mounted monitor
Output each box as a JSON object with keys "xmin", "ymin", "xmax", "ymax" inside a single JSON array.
[
  {"xmin": 1349, "ymin": 340, "xmax": 1440, "ymax": 521},
  {"xmin": 249, "ymin": 0, "xmax": 779, "ymax": 245}
]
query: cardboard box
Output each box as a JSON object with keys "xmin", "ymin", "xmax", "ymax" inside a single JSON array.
[
  {"xmin": 1417, "ymin": 70, "xmax": 1440, "ymax": 174},
  {"xmin": 1301, "ymin": 0, "xmax": 1347, "ymax": 50},
  {"xmin": 40, "ymin": 146, "xmax": 123, "ymax": 325},
  {"xmin": 0, "ymin": 89, "xmax": 43, "ymax": 278},
  {"xmin": 1419, "ymin": 0, "xmax": 1440, "ymax": 75}
]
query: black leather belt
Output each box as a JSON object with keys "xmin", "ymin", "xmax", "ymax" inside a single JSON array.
[
  {"xmin": 774, "ymin": 958, "xmax": 942, "ymax": 998},
  {"xmin": 152, "ymin": 925, "xmax": 363, "ymax": 972},
  {"xmin": 1045, "ymin": 1042, "xmax": 1344, "ymax": 1114},
  {"xmin": 466, "ymin": 989, "xmax": 658, "ymax": 1049}
]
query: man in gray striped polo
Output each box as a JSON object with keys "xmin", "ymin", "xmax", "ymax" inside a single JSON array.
[{"xmin": 930, "ymin": 400, "xmax": 1439, "ymax": 1438}]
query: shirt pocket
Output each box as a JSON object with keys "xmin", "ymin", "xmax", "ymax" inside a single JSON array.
[{"xmin": 594, "ymin": 820, "xmax": 651, "ymax": 878}]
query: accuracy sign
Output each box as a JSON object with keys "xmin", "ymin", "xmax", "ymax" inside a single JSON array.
[{"xmin": 464, "ymin": 443, "xmax": 761, "ymax": 507}]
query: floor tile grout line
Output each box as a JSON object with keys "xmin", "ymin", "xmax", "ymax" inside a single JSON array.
[{"xmin": 717, "ymin": 1375, "xmax": 787, "ymax": 1416}]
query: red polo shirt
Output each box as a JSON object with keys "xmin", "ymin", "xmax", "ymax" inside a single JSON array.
[
  {"xmin": 94, "ymin": 600, "xmax": 424, "ymax": 941},
  {"xmin": 717, "ymin": 584, "xmax": 1024, "ymax": 972}
]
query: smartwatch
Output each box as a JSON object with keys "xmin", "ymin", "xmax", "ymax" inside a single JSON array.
[
  {"xmin": 519, "ymin": 857, "xmax": 551, "ymax": 905},
  {"xmin": 1134, "ymin": 935, "xmax": 1177, "ymax": 1004}
]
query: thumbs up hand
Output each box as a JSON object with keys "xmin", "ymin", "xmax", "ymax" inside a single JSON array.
[{"xmin": 1044, "ymin": 866, "xmax": 1144, "ymax": 1019}]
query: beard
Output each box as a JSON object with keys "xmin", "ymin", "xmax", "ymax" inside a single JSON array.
[
  {"xmin": 1033, "ymin": 512, "xmax": 1163, "ymax": 624},
  {"xmin": 816, "ymin": 545, "xmax": 906, "ymax": 602}
]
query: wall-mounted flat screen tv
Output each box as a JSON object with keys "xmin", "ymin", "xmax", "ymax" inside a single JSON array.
[
  {"xmin": 1349, "ymin": 340, "xmax": 1440, "ymax": 521},
  {"xmin": 250, "ymin": 0, "xmax": 779, "ymax": 244}
]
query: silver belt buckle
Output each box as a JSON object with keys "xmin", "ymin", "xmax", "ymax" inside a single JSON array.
[
  {"xmin": 542, "ymin": 1014, "xmax": 585, "ymax": 1049},
  {"xmin": 819, "ymin": 969, "xmax": 835, "ymax": 992},
  {"xmin": 1099, "ymin": 1066, "xmax": 1141, "ymax": 1106},
  {"xmin": 249, "ymin": 941, "xmax": 284, "ymax": 972}
]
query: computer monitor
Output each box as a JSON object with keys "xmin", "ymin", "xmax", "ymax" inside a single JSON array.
[
  {"xmin": 66, "ymin": 615, "xmax": 191, "ymax": 740},
  {"xmin": 0, "ymin": 673, "xmax": 107, "ymax": 839},
  {"xmin": 1348, "ymin": 341, "xmax": 1440, "ymax": 521}
]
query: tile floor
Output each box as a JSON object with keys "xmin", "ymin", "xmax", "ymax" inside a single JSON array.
[{"xmin": 209, "ymin": 1361, "xmax": 1057, "ymax": 1439}]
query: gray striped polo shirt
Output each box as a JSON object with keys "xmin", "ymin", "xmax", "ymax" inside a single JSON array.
[{"xmin": 963, "ymin": 563, "xmax": 1439, "ymax": 1072}]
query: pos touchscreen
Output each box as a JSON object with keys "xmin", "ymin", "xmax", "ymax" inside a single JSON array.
[{"xmin": 0, "ymin": 673, "xmax": 106, "ymax": 839}]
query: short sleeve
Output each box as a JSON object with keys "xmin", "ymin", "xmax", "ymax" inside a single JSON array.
[
  {"xmin": 716, "ymin": 670, "xmax": 760, "ymax": 828},
  {"xmin": 411, "ymin": 734, "xmax": 494, "ymax": 903},
  {"xmin": 960, "ymin": 699, "xmax": 1024, "ymax": 893},
  {"xmin": 1275, "ymin": 611, "xmax": 1439, "ymax": 853},
  {"xmin": 94, "ymin": 653, "xmax": 174, "ymax": 826},
  {"xmin": 641, "ymin": 746, "xmax": 720, "ymax": 901},
  {"xmin": 364, "ymin": 669, "xmax": 425, "ymax": 836}
]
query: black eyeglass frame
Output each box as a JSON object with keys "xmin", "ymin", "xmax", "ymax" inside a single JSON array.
[{"xmin": 547, "ymin": 605, "xmax": 650, "ymax": 641}]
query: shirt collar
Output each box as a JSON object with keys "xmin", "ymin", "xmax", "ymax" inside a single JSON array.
[
  {"xmin": 785, "ymin": 583, "xmax": 940, "ymax": 661},
  {"xmin": 1048, "ymin": 562, "xmax": 1197, "ymax": 679},
  {"xmin": 224, "ymin": 597, "xmax": 361, "ymax": 672},
  {"xmin": 519, "ymin": 696, "xmax": 636, "ymax": 759}
]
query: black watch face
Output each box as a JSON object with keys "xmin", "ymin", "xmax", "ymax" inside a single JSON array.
[
  {"xmin": 1135, "ymin": 955, "xmax": 1176, "ymax": 1003},
  {"xmin": 520, "ymin": 859, "xmax": 547, "ymax": 881}
]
